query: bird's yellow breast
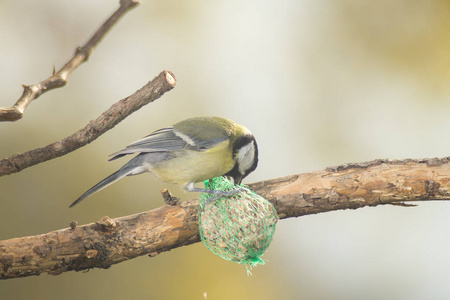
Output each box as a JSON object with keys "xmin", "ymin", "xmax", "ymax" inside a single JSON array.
[{"xmin": 148, "ymin": 140, "xmax": 234, "ymax": 185}]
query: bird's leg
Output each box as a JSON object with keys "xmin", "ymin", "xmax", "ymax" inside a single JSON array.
[
  {"xmin": 186, "ymin": 182, "xmax": 245, "ymax": 210},
  {"xmin": 201, "ymin": 195, "xmax": 221, "ymax": 208},
  {"xmin": 185, "ymin": 182, "xmax": 244, "ymax": 197}
]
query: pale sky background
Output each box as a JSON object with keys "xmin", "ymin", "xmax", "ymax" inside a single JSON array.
[{"xmin": 1, "ymin": 0, "xmax": 450, "ymax": 299}]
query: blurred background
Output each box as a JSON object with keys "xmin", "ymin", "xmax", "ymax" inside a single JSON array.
[{"xmin": 1, "ymin": 0, "xmax": 450, "ymax": 299}]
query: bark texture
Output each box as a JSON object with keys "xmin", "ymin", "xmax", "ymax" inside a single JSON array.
[
  {"xmin": 0, "ymin": 70, "xmax": 176, "ymax": 177},
  {"xmin": 0, "ymin": 0, "xmax": 139, "ymax": 122},
  {"xmin": 0, "ymin": 201, "xmax": 199, "ymax": 279},
  {"xmin": 1, "ymin": 157, "xmax": 450, "ymax": 279},
  {"xmin": 252, "ymin": 158, "xmax": 450, "ymax": 219}
]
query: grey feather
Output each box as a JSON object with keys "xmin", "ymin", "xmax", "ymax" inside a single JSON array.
[
  {"xmin": 69, "ymin": 157, "xmax": 146, "ymax": 208},
  {"xmin": 108, "ymin": 125, "xmax": 227, "ymax": 161}
]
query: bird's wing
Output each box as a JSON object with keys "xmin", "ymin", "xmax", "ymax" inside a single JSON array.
[{"xmin": 108, "ymin": 126, "xmax": 228, "ymax": 160}]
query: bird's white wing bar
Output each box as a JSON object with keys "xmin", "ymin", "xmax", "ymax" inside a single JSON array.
[{"xmin": 108, "ymin": 127, "xmax": 188, "ymax": 160}]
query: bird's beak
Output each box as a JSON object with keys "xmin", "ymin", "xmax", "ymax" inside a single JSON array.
[{"xmin": 233, "ymin": 175, "xmax": 243, "ymax": 185}]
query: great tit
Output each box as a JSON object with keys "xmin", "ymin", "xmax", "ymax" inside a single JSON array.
[{"xmin": 69, "ymin": 116, "xmax": 258, "ymax": 207}]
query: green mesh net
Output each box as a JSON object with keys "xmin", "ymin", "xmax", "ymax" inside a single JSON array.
[{"xmin": 198, "ymin": 177, "xmax": 278, "ymax": 274}]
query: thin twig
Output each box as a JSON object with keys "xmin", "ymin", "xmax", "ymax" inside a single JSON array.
[
  {"xmin": 1, "ymin": 157, "xmax": 450, "ymax": 279},
  {"xmin": 0, "ymin": 0, "xmax": 140, "ymax": 122},
  {"xmin": 0, "ymin": 70, "xmax": 176, "ymax": 177}
]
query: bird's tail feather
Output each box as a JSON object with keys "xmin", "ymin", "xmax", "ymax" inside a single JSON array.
[{"xmin": 69, "ymin": 166, "xmax": 136, "ymax": 208}]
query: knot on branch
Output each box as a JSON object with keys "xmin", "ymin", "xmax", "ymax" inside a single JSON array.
[
  {"xmin": 96, "ymin": 216, "xmax": 116, "ymax": 231},
  {"xmin": 74, "ymin": 47, "xmax": 91, "ymax": 62},
  {"xmin": 425, "ymin": 180, "xmax": 441, "ymax": 197}
]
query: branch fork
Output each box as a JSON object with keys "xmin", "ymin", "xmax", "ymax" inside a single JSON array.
[{"xmin": 0, "ymin": 0, "xmax": 140, "ymax": 122}]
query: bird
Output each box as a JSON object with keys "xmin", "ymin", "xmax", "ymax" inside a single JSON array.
[{"xmin": 69, "ymin": 116, "xmax": 258, "ymax": 207}]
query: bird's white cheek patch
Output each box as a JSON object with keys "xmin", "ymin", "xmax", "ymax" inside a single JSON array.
[{"xmin": 237, "ymin": 142, "xmax": 256, "ymax": 175}]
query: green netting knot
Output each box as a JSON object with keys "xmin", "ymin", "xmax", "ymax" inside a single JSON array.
[{"xmin": 198, "ymin": 177, "xmax": 278, "ymax": 273}]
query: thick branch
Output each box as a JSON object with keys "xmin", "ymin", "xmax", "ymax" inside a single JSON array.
[
  {"xmin": 251, "ymin": 157, "xmax": 450, "ymax": 218},
  {"xmin": 0, "ymin": 0, "xmax": 140, "ymax": 122},
  {"xmin": 1, "ymin": 157, "xmax": 450, "ymax": 279},
  {"xmin": 0, "ymin": 70, "xmax": 176, "ymax": 177}
]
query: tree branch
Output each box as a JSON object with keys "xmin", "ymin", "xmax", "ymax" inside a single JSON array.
[
  {"xmin": 0, "ymin": 0, "xmax": 140, "ymax": 122},
  {"xmin": 1, "ymin": 157, "xmax": 450, "ymax": 279},
  {"xmin": 0, "ymin": 70, "xmax": 176, "ymax": 177}
]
